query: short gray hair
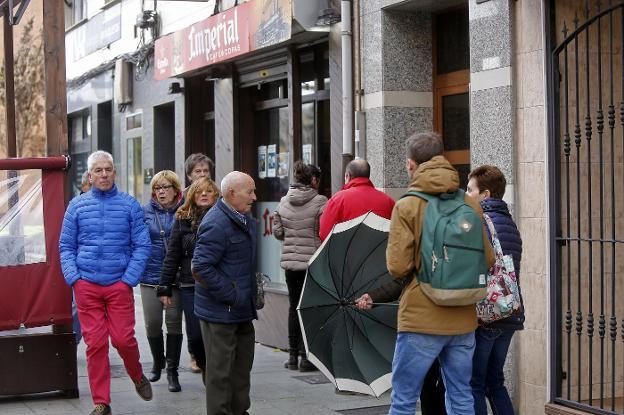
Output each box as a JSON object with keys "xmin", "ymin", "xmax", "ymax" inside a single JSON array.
[
  {"xmin": 87, "ymin": 150, "xmax": 114, "ymax": 171},
  {"xmin": 406, "ymin": 132, "xmax": 444, "ymax": 164}
]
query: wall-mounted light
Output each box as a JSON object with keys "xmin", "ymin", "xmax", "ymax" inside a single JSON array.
[{"xmin": 168, "ymin": 82, "xmax": 184, "ymax": 94}]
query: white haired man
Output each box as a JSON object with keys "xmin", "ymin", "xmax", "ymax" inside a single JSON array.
[
  {"xmin": 192, "ymin": 171, "xmax": 258, "ymax": 415},
  {"xmin": 59, "ymin": 150, "xmax": 153, "ymax": 415}
]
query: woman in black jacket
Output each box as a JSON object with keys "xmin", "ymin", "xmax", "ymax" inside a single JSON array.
[{"xmin": 158, "ymin": 177, "xmax": 220, "ymax": 385}]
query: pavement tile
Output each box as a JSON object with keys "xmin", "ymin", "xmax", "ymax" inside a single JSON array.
[{"xmin": 0, "ymin": 289, "xmax": 408, "ymax": 415}]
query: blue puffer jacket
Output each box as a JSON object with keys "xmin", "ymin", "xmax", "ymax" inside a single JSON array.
[
  {"xmin": 59, "ymin": 185, "xmax": 151, "ymax": 287},
  {"xmin": 481, "ymin": 198, "xmax": 524, "ymax": 330},
  {"xmin": 191, "ymin": 198, "xmax": 257, "ymax": 324},
  {"xmin": 141, "ymin": 198, "xmax": 181, "ymax": 285}
]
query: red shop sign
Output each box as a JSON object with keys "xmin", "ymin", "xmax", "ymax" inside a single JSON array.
[
  {"xmin": 155, "ymin": 3, "xmax": 251, "ymax": 80},
  {"xmin": 155, "ymin": 0, "xmax": 292, "ymax": 80}
]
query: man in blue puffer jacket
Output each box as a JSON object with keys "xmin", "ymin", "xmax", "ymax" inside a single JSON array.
[
  {"xmin": 59, "ymin": 151, "xmax": 152, "ymax": 415},
  {"xmin": 466, "ymin": 165, "xmax": 524, "ymax": 415},
  {"xmin": 192, "ymin": 171, "xmax": 257, "ymax": 415}
]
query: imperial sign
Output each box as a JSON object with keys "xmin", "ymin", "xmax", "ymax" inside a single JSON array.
[{"xmin": 155, "ymin": 0, "xmax": 291, "ymax": 80}]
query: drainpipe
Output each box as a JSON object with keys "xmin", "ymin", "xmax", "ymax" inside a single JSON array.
[
  {"xmin": 352, "ymin": 0, "xmax": 364, "ymax": 160},
  {"xmin": 341, "ymin": 0, "xmax": 354, "ymax": 171}
]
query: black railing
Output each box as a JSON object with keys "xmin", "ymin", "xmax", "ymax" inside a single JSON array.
[{"xmin": 551, "ymin": 1, "xmax": 624, "ymax": 414}]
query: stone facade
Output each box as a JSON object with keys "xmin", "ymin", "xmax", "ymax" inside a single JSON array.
[{"xmin": 360, "ymin": 0, "xmax": 552, "ymax": 413}]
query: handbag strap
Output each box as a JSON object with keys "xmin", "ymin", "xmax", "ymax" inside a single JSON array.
[{"xmin": 483, "ymin": 213, "xmax": 504, "ymax": 259}]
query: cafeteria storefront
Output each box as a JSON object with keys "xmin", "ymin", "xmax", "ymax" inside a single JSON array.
[{"xmin": 154, "ymin": 0, "xmax": 343, "ymax": 349}]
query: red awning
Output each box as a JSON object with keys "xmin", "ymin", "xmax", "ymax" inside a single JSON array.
[{"xmin": 0, "ymin": 156, "xmax": 71, "ymax": 331}]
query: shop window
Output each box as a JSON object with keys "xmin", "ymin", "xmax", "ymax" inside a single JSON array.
[
  {"xmin": 0, "ymin": 169, "xmax": 46, "ymax": 266},
  {"xmin": 127, "ymin": 136, "xmax": 143, "ymax": 201},
  {"xmin": 433, "ymin": 6, "xmax": 470, "ymax": 189},
  {"xmin": 299, "ymin": 45, "xmax": 331, "ymax": 197}
]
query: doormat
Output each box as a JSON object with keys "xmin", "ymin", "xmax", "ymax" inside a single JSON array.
[
  {"xmin": 336, "ymin": 405, "xmax": 391, "ymax": 415},
  {"xmin": 293, "ymin": 373, "xmax": 332, "ymax": 385}
]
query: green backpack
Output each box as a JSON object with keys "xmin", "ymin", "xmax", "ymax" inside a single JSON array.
[{"xmin": 402, "ymin": 190, "xmax": 488, "ymax": 306}]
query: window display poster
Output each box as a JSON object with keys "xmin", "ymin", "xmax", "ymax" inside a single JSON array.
[
  {"xmin": 258, "ymin": 145, "xmax": 267, "ymax": 178},
  {"xmin": 267, "ymin": 144, "xmax": 277, "ymax": 178},
  {"xmin": 277, "ymin": 152, "xmax": 289, "ymax": 178},
  {"xmin": 302, "ymin": 144, "xmax": 312, "ymax": 165}
]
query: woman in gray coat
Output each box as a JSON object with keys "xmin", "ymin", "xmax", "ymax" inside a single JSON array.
[{"xmin": 273, "ymin": 161, "xmax": 327, "ymax": 371}]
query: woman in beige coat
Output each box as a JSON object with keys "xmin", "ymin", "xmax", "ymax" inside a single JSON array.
[{"xmin": 273, "ymin": 161, "xmax": 327, "ymax": 371}]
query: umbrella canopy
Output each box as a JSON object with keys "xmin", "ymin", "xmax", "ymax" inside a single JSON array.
[{"xmin": 297, "ymin": 212, "xmax": 398, "ymax": 397}]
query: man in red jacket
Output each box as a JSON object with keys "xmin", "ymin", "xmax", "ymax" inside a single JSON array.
[{"xmin": 319, "ymin": 159, "xmax": 395, "ymax": 241}]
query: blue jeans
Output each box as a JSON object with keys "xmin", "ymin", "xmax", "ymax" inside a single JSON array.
[
  {"xmin": 390, "ymin": 332, "xmax": 475, "ymax": 415},
  {"xmin": 471, "ymin": 327, "xmax": 515, "ymax": 415},
  {"xmin": 180, "ymin": 286, "xmax": 205, "ymax": 369}
]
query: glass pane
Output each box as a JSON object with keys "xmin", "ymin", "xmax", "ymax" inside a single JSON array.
[
  {"xmin": 0, "ymin": 169, "xmax": 46, "ymax": 266},
  {"xmin": 302, "ymin": 102, "xmax": 315, "ymax": 164},
  {"xmin": 300, "ymin": 51, "xmax": 316, "ymax": 95},
  {"xmin": 13, "ymin": 1, "xmax": 46, "ymax": 157},
  {"xmin": 257, "ymin": 79, "xmax": 287, "ymax": 100},
  {"xmin": 254, "ymin": 107, "xmax": 290, "ymax": 201},
  {"xmin": 127, "ymin": 137, "xmax": 143, "ymax": 201},
  {"xmin": 253, "ymin": 105, "xmax": 290, "ymax": 286},
  {"xmin": 71, "ymin": 152, "xmax": 89, "ymax": 197},
  {"xmin": 442, "ymin": 93, "xmax": 469, "ymax": 152},
  {"xmin": 436, "ymin": 7, "xmax": 469, "ymax": 75},
  {"xmin": 322, "ymin": 49, "xmax": 330, "ymax": 90}
]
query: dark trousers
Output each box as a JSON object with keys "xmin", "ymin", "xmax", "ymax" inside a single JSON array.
[
  {"xmin": 421, "ymin": 359, "xmax": 447, "ymax": 415},
  {"xmin": 200, "ymin": 320, "xmax": 255, "ymax": 415},
  {"xmin": 180, "ymin": 286, "xmax": 205, "ymax": 369},
  {"xmin": 285, "ymin": 269, "xmax": 306, "ymax": 355},
  {"xmin": 471, "ymin": 327, "xmax": 515, "ymax": 415}
]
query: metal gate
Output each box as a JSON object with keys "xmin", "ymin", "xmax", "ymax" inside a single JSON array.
[{"xmin": 551, "ymin": 1, "xmax": 624, "ymax": 413}]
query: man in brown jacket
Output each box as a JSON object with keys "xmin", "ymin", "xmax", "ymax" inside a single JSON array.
[{"xmin": 385, "ymin": 132, "xmax": 494, "ymax": 415}]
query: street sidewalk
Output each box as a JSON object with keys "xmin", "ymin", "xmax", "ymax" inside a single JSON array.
[{"xmin": 0, "ymin": 288, "xmax": 403, "ymax": 415}]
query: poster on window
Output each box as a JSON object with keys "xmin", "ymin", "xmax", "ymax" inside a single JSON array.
[
  {"xmin": 302, "ymin": 144, "xmax": 312, "ymax": 165},
  {"xmin": 267, "ymin": 144, "xmax": 277, "ymax": 178},
  {"xmin": 258, "ymin": 145, "xmax": 267, "ymax": 179},
  {"xmin": 277, "ymin": 152, "xmax": 289, "ymax": 178}
]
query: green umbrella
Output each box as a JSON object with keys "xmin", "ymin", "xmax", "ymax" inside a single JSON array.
[{"xmin": 297, "ymin": 212, "xmax": 398, "ymax": 397}]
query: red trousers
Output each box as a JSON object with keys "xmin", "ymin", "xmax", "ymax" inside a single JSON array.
[{"xmin": 74, "ymin": 280, "xmax": 143, "ymax": 405}]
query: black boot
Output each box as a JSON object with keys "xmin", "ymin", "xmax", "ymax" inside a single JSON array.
[
  {"xmin": 283, "ymin": 352, "xmax": 298, "ymax": 370},
  {"xmin": 166, "ymin": 334, "xmax": 183, "ymax": 392},
  {"xmin": 146, "ymin": 335, "xmax": 165, "ymax": 382},
  {"xmin": 299, "ymin": 354, "xmax": 317, "ymax": 372}
]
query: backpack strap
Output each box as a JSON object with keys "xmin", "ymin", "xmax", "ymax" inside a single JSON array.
[{"xmin": 401, "ymin": 190, "xmax": 435, "ymax": 202}]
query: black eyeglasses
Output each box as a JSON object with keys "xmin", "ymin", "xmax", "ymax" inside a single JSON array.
[{"xmin": 154, "ymin": 184, "xmax": 173, "ymax": 192}]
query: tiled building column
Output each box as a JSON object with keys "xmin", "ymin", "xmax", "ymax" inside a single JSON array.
[
  {"xmin": 512, "ymin": 0, "xmax": 549, "ymax": 413},
  {"xmin": 469, "ymin": 0, "xmax": 516, "ymax": 210},
  {"xmin": 361, "ymin": 4, "xmax": 433, "ymax": 198},
  {"xmin": 469, "ymin": 0, "xmax": 524, "ymax": 410},
  {"xmin": 214, "ymin": 78, "xmax": 235, "ymax": 185}
]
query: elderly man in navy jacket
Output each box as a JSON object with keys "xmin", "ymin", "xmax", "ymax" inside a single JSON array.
[
  {"xmin": 59, "ymin": 151, "xmax": 152, "ymax": 415},
  {"xmin": 192, "ymin": 171, "xmax": 257, "ymax": 415}
]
